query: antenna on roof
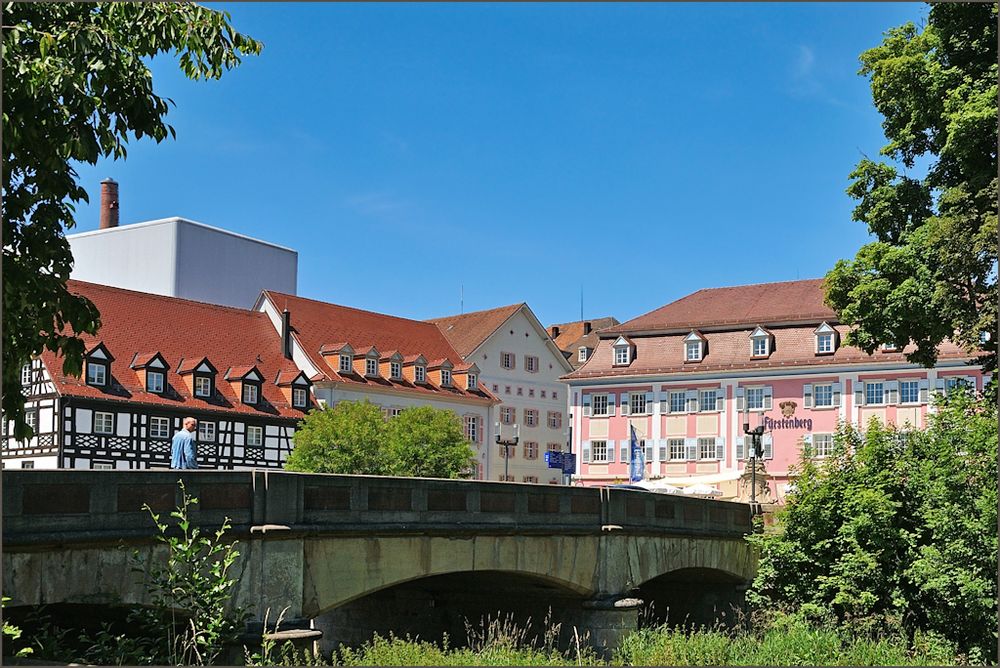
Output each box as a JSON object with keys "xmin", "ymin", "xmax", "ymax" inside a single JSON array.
[
  {"xmin": 580, "ymin": 285, "xmax": 583, "ymax": 321},
  {"xmin": 460, "ymin": 284, "xmax": 464, "ymax": 315}
]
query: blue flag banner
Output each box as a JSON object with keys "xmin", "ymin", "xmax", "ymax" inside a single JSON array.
[{"xmin": 629, "ymin": 425, "xmax": 644, "ymax": 482}]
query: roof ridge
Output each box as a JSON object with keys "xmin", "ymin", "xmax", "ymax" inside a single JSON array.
[
  {"xmin": 69, "ymin": 279, "xmax": 268, "ymax": 315},
  {"xmin": 426, "ymin": 302, "xmax": 524, "ymax": 322},
  {"xmin": 267, "ymin": 290, "xmax": 442, "ymax": 328},
  {"xmin": 548, "ymin": 316, "xmax": 619, "ymax": 328},
  {"xmin": 696, "ymin": 277, "xmax": 824, "ymax": 292}
]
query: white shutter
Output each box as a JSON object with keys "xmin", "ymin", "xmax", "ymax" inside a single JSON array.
[
  {"xmin": 658, "ymin": 391, "xmax": 668, "ymax": 413},
  {"xmin": 645, "ymin": 392, "xmax": 654, "ymax": 414},
  {"xmin": 716, "ymin": 391, "xmax": 725, "ymax": 412},
  {"xmin": 685, "ymin": 389, "xmax": 698, "ymax": 413},
  {"xmin": 644, "ymin": 440, "xmax": 654, "ymax": 462},
  {"xmin": 657, "ymin": 439, "xmax": 667, "ymax": 462},
  {"xmin": 855, "ymin": 382, "xmax": 865, "ymax": 406},
  {"xmin": 684, "ymin": 437, "xmax": 697, "ymax": 460},
  {"xmin": 621, "ymin": 392, "xmax": 631, "ymax": 415},
  {"xmin": 618, "ymin": 440, "xmax": 629, "ymax": 463},
  {"xmin": 803, "ymin": 384, "xmax": 813, "ymax": 408},
  {"xmin": 762, "ymin": 434, "xmax": 773, "ymax": 460},
  {"xmin": 735, "ymin": 387, "xmax": 745, "ymax": 411},
  {"xmin": 715, "ymin": 436, "xmax": 725, "ymax": 460},
  {"xmin": 887, "ymin": 380, "xmax": 899, "ymax": 404},
  {"xmin": 918, "ymin": 379, "xmax": 929, "ymax": 403},
  {"xmin": 934, "ymin": 378, "xmax": 946, "ymax": 396},
  {"xmin": 607, "ymin": 393, "xmax": 616, "ymax": 416},
  {"xmin": 582, "ymin": 440, "xmax": 591, "ymax": 463},
  {"xmin": 763, "ymin": 386, "xmax": 773, "ymax": 410},
  {"xmin": 735, "ymin": 436, "xmax": 745, "ymax": 460},
  {"xmin": 832, "ymin": 382, "xmax": 842, "ymax": 407},
  {"xmin": 583, "ymin": 395, "xmax": 592, "ymax": 417}
]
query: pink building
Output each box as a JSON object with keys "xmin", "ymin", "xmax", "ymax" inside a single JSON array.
[{"xmin": 562, "ymin": 279, "xmax": 990, "ymax": 502}]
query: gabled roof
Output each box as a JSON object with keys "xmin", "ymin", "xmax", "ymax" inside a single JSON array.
[
  {"xmin": 41, "ymin": 281, "xmax": 304, "ymax": 418},
  {"xmin": 606, "ymin": 279, "xmax": 834, "ymax": 334},
  {"xmin": 225, "ymin": 365, "xmax": 264, "ymax": 382},
  {"xmin": 176, "ymin": 357, "xmax": 217, "ymax": 375},
  {"xmin": 131, "ymin": 352, "xmax": 169, "ymax": 370},
  {"xmin": 547, "ymin": 317, "xmax": 620, "ymax": 370},
  {"xmin": 85, "ymin": 342, "xmax": 115, "ymax": 362},
  {"xmin": 426, "ymin": 303, "xmax": 524, "ymax": 358},
  {"xmin": 275, "ymin": 370, "xmax": 312, "ymax": 386},
  {"xmin": 749, "ymin": 326, "xmax": 772, "ymax": 338},
  {"xmin": 259, "ymin": 291, "xmax": 495, "ymax": 404}
]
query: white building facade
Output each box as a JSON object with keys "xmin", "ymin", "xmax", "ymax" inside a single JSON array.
[{"xmin": 429, "ymin": 304, "xmax": 575, "ymax": 484}]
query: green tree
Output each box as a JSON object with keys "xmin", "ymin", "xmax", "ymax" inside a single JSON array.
[
  {"xmin": 385, "ymin": 406, "xmax": 477, "ymax": 479},
  {"xmin": 284, "ymin": 400, "xmax": 390, "ymax": 475},
  {"xmin": 2, "ymin": 3, "xmax": 261, "ymax": 439},
  {"xmin": 825, "ymin": 3, "xmax": 998, "ymax": 373},
  {"xmin": 749, "ymin": 390, "xmax": 998, "ymax": 661}
]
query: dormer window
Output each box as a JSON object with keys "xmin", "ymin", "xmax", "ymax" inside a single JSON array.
[
  {"xmin": 194, "ymin": 376, "xmax": 212, "ymax": 397},
  {"xmin": 365, "ymin": 358, "xmax": 378, "ymax": 377},
  {"xmin": 84, "ymin": 342, "xmax": 114, "ymax": 388},
  {"xmin": 339, "ymin": 354, "xmax": 352, "ymax": 374},
  {"xmin": 292, "ymin": 387, "xmax": 308, "ymax": 408},
  {"xmin": 750, "ymin": 326, "xmax": 772, "ymax": 358},
  {"xmin": 391, "ymin": 361, "xmax": 402, "ymax": 379},
  {"xmin": 441, "ymin": 369, "xmax": 452, "ymax": 386},
  {"xmin": 683, "ymin": 331, "xmax": 705, "ymax": 362},
  {"xmin": 814, "ymin": 322, "xmax": 837, "ymax": 355},
  {"xmin": 615, "ymin": 347, "xmax": 628, "ymax": 365},
  {"xmin": 243, "ymin": 383, "xmax": 258, "ymax": 404},
  {"xmin": 87, "ymin": 361, "xmax": 107, "ymax": 386},
  {"xmin": 880, "ymin": 342, "xmax": 900, "ymax": 352},
  {"xmin": 578, "ymin": 347, "xmax": 589, "ymax": 362},
  {"xmin": 468, "ymin": 373, "xmax": 478, "ymax": 390},
  {"xmin": 611, "ymin": 336, "xmax": 633, "ymax": 366},
  {"xmin": 146, "ymin": 370, "xmax": 165, "ymax": 393},
  {"xmin": 415, "ymin": 365, "xmax": 426, "ymax": 383}
]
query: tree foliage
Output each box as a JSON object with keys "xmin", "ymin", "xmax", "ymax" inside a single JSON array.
[
  {"xmin": 749, "ymin": 389, "xmax": 998, "ymax": 661},
  {"xmin": 825, "ymin": 3, "xmax": 998, "ymax": 373},
  {"xmin": 2, "ymin": 3, "xmax": 261, "ymax": 438},
  {"xmin": 285, "ymin": 400, "xmax": 477, "ymax": 479}
]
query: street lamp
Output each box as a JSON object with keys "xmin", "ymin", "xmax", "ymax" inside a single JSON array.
[
  {"xmin": 742, "ymin": 405, "xmax": 765, "ymax": 515},
  {"xmin": 495, "ymin": 422, "xmax": 519, "ymax": 482}
]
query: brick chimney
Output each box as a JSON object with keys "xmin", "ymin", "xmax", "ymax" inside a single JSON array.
[
  {"xmin": 550, "ymin": 326, "xmax": 560, "ymax": 338},
  {"xmin": 99, "ymin": 178, "xmax": 119, "ymax": 229},
  {"xmin": 583, "ymin": 321, "xmax": 592, "ymax": 335}
]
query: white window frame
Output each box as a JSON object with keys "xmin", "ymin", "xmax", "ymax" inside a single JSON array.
[
  {"xmin": 92, "ymin": 462, "xmax": 113, "ymax": 470},
  {"xmin": 685, "ymin": 341, "xmax": 703, "ymax": 362},
  {"xmin": 751, "ymin": 336, "xmax": 769, "ymax": 357},
  {"xmin": 246, "ymin": 425, "xmax": 263, "ymax": 447},
  {"xmin": 591, "ymin": 394, "xmax": 609, "ymax": 416},
  {"xmin": 669, "ymin": 391, "xmax": 686, "ymax": 413},
  {"xmin": 194, "ymin": 375, "xmax": 212, "ymax": 398},
  {"xmin": 94, "ymin": 411, "xmax": 114, "ymax": 435},
  {"xmin": 813, "ymin": 384, "xmax": 834, "ymax": 408},
  {"xmin": 668, "ymin": 438, "xmax": 686, "ymax": 461},
  {"xmin": 500, "ymin": 352, "xmax": 514, "ymax": 369},
  {"xmin": 390, "ymin": 361, "xmax": 402, "ymax": 379},
  {"xmin": 699, "ymin": 389, "xmax": 719, "ymax": 412},
  {"xmin": 464, "ymin": 415, "xmax": 478, "ymax": 442},
  {"xmin": 292, "ymin": 387, "xmax": 308, "ymax": 408},
  {"xmin": 630, "ymin": 393, "xmax": 647, "ymax": 415},
  {"xmin": 816, "ymin": 333, "xmax": 834, "ymax": 354},
  {"xmin": 339, "ymin": 354, "xmax": 352, "ymax": 373},
  {"xmin": 697, "ymin": 437, "xmax": 717, "ymax": 460},
  {"xmin": 500, "ymin": 406, "xmax": 515, "ymax": 425},
  {"xmin": 149, "ymin": 416, "xmax": 171, "ymax": 439},
  {"xmin": 243, "ymin": 383, "xmax": 259, "ymax": 404},
  {"xmin": 614, "ymin": 346, "xmax": 630, "ymax": 365},
  {"xmin": 590, "ymin": 440, "xmax": 610, "ymax": 463},
  {"xmin": 87, "ymin": 362, "xmax": 107, "ymax": 387},
  {"xmin": 746, "ymin": 387, "xmax": 765, "ymax": 411},
  {"xmin": 441, "ymin": 369, "xmax": 452, "ymax": 386},
  {"xmin": 525, "ymin": 356, "xmax": 538, "ymax": 373},
  {"xmin": 899, "ymin": 379, "xmax": 920, "ymax": 404},
  {"xmin": 414, "ymin": 365, "xmax": 427, "ymax": 383},
  {"xmin": 813, "ymin": 433, "xmax": 834, "ymax": 458},
  {"xmin": 25, "ymin": 410, "xmax": 37, "ymax": 433},
  {"xmin": 365, "ymin": 358, "xmax": 378, "ymax": 377},
  {"xmin": 548, "ymin": 411, "xmax": 562, "ymax": 429},
  {"xmin": 578, "ymin": 347, "xmax": 588, "ymax": 362},
  {"xmin": 21, "ymin": 364, "xmax": 32, "ymax": 386},
  {"xmin": 467, "ymin": 373, "xmax": 478, "ymax": 390},
  {"xmin": 524, "ymin": 410, "xmax": 537, "ymax": 427},
  {"xmin": 146, "ymin": 370, "xmax": 165, "ymax": 394},
  {"xmin": 865, "ymin": 381, "xmax": 885, "ymax": 406},
  {"xmin": 198, "ymin": 421, "xmax": 216, "ymax": 442},
  {"xmin": 524, "ymin": 441, "xmax": 538, "ymax": 459}
]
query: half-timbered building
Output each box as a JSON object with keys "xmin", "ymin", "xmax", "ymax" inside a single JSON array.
[{"xmin": 4, "ymin": 280, "xmax": 312, "ymax": 470}]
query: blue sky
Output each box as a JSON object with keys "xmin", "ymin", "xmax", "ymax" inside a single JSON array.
[{"xmin": 71, "ymin": 2, "xmax": 928, "ymax": 326}]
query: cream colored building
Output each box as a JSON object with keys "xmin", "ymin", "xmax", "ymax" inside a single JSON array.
[{"xmin": 429, "ymin": 304, "xmax": 574, "ymax": 484}]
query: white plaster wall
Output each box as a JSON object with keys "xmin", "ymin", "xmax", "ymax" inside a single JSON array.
[
  {"xmin": 469, "ymin": 310, "xmax": 572, "ymax": 484},
  {"xmin": 69, "ymin": 218, "xmax": 297, "ymax": 308}
]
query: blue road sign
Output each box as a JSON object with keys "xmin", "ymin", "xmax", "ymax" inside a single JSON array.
[
  {"xmin": 561, "ymin": 453, "xmax": 576, "ymax": 474},
  {"xmin": 545, "ymin": 451, "xmax": 564, "ymax": 468}
]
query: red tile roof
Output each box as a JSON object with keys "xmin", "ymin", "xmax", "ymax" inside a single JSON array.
[
  {"xmin": 564, "ymin": 323, "xmax": 977, "ymax": 380},
  {"xmin": 547, "ymin": 317, "xmax": 620, "ymax": 369},
  {"xmin": 43, "ymin": 281, "xmax": 306, "ymax": 418},
  {"xmin": 607, "ymin": 278, "xmax": 834, "ymax": 334},
  {"xmin": 263, "ymin": 291, "xmax": 496, "ymax": 404},
  {"xmin": 426, "ymin": 303, "xmax": 524, "ymax": 357}
]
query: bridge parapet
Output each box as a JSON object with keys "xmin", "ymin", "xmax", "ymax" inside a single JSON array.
[{"xmin": 2, "ymin": 470, "xmax": 752, "ymax": 547}]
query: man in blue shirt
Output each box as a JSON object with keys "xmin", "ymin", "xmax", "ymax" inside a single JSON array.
[{"xmin": 170, "ymin": 417, "xmax": 199, "ymax": 469}]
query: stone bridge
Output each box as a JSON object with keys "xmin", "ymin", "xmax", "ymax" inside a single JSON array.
[{"xmin": 2, "ymin": 470, "xmax": 757, "ymax": 653}]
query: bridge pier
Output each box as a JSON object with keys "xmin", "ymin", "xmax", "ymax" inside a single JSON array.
[{"xmin": 575, "ymin": 596, "xmax": 643, "ymax": 658}]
